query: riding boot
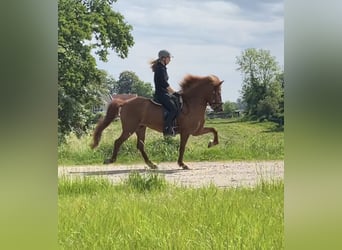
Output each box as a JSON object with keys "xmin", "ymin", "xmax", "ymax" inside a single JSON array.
[
  {"xmin": 161, "ymin": 101, "xmax": 177, "ymax": 137},
  {"xmin": 163, "ymin": 126, "xmax": 175, "ymax": 137},
  {"xmin": 163, "ymin": 119, "xmax": 175, "ymax": 137}
]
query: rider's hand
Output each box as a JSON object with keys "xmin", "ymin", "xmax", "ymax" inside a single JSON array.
[{"xmin": 173, "ymin": 92, "xmax": 181, "ymax": 98}]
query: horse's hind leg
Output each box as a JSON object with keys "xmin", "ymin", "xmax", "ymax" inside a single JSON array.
[
  {"xmin": 104, "ymin": 131, "xmax": 131, "ymax": 164},
  {"xmin": 136, "ymin": 126, "xmax": 157, "ymax": 169}
]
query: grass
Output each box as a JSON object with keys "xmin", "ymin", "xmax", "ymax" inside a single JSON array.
[
  {"xmin": 58, "ymin": 120, "xmax": 284, "ymax": 249},
  {"xmin": 58, "ymin": 118, "xmax": 284, "ymax": 165},
  {"xmin": 58, "ymin": 173, "xmax": 284, "ymax": 249}
]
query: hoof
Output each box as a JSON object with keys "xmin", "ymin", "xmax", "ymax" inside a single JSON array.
[
  {"xmin": 208, "ymin": 140, "xmax": 213, "ymax": 148},
  {"xmin": 179, "ymin": 163, "xmax": 190, "ymax": 170},
  {"xmin": 103, "ymin": 159, "xmax": 113, "ymax": 164},
  {"xmin": 147, "ymin": 162, "xmax": 158, "ymax": 169},
  {"xmin": 149, "ymin": 164, "xmax": 158, "ymax": 170},
  {"xmin": 182, "ymin": 165, "xmax": 190, "ymax": 170}
]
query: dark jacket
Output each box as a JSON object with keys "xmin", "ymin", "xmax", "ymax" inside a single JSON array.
[{"xmin": 154, "ymin": 61, "xmax": 169, "ymax": 96}]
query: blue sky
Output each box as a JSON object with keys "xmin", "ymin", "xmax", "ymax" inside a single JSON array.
[{"xmin": 96, "ymin": 0, "xmax": 283, "ymax": 102}]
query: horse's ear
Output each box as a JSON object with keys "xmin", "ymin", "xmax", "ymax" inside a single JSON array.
[{"xmin": 219, "ymin": 80, "xmax": 224, "ymax": 85}]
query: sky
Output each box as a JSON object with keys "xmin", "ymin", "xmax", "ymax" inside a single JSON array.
[{"xmin": 96, "ymin": 0, "xmax": 283, "ymax": 102}]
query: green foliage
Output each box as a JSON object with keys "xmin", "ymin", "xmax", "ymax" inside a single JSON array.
[
  {"xmin": 105, "ymin": 74, "xmax": 117, "ymax": 95},
  {"xmin": 58, "ymin": 119, "xmax": 284, "ymax": 165},
  {"xmin": 146, "ymin": 136, "xmax": 180, "ymax": 161},
  {"xmin": 58, "ymin": 176, "xmax": 114, "ymax": 196},
  {"xmin": 236, "ymin": 48, "xmax": 284, "ymax": 124},
  {"xmin": 223, "ymin": 100, "xmax": 238, "ymax": 114},
  {"xmin": 115, "ymin": 70, "xmax": 153, "ymax": 98},
  {"xmin": 58, "ymin": 178, "xmax": 284, "ymax": 249},
  {"xmin": 58, "ymin": 0, "xmax": 134, "ymax": 143},
  {"xmin": 125, "ymin": 171, "xmax": 167, "ymax": 192}
]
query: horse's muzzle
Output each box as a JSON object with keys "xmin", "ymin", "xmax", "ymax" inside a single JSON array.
[
  {"xmin": 211, "ymin": 103, "xmax": 223, "ymax": 112},
  {"xmin": 214, "ymin": 106, "xmax": 223, "ymax": 112}
]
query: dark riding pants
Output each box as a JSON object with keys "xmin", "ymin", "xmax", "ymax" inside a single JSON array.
[{"xmin": 155, "ymin": 93, "xmax": 178, "ymax": 130}]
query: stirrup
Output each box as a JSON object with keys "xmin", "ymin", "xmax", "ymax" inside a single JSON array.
[{"xmin": 163, "ymin": 127, "xmax": 176, "ymax": 137}]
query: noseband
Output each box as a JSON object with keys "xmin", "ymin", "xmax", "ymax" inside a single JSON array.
[{"xmin": 209, "ymin": 89, "xmax": 223, "ymax": 110}]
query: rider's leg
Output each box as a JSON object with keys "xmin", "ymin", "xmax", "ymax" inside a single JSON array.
[{"xmin": 158, "ymin": 94, "xmax": 177, "ymax": 136}]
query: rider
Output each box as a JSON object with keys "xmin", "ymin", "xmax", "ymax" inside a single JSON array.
[{"xmin": 150, "ymin": 50, "xmax": 178, "ymax": 137}]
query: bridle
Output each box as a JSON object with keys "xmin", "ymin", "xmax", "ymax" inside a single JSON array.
[{"xmin": 209, "ymin": 88, "xmax": 223, "ymax": 111}]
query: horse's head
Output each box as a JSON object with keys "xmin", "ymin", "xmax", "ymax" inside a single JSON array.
[
  {"xmin": 208, "ymin": 80, "xmax": 224, "ymax": 112},
  {"xmin": 180, "ymin": 74, "xmax": 224, "ymax": 112}
]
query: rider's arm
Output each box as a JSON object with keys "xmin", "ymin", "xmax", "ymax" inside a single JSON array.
[{"xmin": 167, "ymin": 86, "xmax": 175, "ymax": 94}]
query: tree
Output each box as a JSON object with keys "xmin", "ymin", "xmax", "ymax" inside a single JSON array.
[
  {"xmin": 105, "ymin": 74, "xmax": 117, "ymax": 95},
  {"xmin": 223, "ymin": 101, "xmax": 237, "ymax": 114},
  {"xmin": 273, "ymin": 71, "xmax": 284, "ymax": 125},
  {"xmin": 115, "ymin": 71, "xmax": 137, "ymax": 94},
  {"xmin": 236, "ymin": 48, "xmax": 283, "ymax": 122},
  {"xmin": 115, "ymin": 71, "xmax": 153, "ymax": 98},
  {"xmin": 236, "ymin": 98, "xmax": 246, "ymax": 111},
  {"xmin": 58, "ymin": 0, "xmax": 134, "ymax": 143}
]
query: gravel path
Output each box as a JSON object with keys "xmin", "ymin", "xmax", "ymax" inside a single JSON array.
[{"xmin": 58, "ymin": 160, "xmax": 284, "ymax": 188}]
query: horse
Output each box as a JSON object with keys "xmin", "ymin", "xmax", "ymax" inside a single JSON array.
[{"xmin": 91, "ymin": 74, "xmax": 224, "ymax": 170}]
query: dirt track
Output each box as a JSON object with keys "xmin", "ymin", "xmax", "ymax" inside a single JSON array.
[{"xmin": 58, "ymin": 160, "xmax": 284, "ymax": 188}]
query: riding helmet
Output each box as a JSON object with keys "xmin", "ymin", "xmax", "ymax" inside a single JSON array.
[{"xmin": 158, "ymin": 50, "xmax": 171, "ymax": 59}]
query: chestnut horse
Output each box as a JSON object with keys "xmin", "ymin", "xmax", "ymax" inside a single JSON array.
[{"xmin": 91, "ymin": 74, "xmax": 224, "ymax": 170}]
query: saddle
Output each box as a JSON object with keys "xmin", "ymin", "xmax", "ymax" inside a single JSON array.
[{"xmin": 151, "ymin": 93, "xmax": 183, "ymax": 133}]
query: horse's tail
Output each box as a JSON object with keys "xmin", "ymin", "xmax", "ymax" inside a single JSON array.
[{"xmin": 90, "ymin": 99, "xmax": 123, "ymax": 149}]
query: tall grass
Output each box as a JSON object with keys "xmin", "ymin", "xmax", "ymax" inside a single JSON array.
[
  {"xmin": 124, "ymin": 171, "xmax": 167, "ymax": 192},
  {"xmin": 58, "ymin": 174, "xmax": 283, "ymax": 249},
  {"xmin": 58, "ymin": 119, "xmax": 284, "ymax": 165}
]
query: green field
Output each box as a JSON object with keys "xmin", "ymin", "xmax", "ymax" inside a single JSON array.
[
  {"xmin": 58, "ymin": 119, "xmax": 284, "ymax": 249},
  {"xmin": 59, "ymin": 174, "xmax": 284, "ymax": 249},
  {"xmin": 58, "ymin": 119, "xmax": 284, "ymax": 165}
]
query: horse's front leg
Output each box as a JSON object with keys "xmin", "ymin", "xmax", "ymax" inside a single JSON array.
[
  {"xmin": 178, "ymin": 133, "xmax": 190, "ymax": 170},
  {"xmin": 193, "ymin": 127, "xmax": 219, "ymax": 148}
]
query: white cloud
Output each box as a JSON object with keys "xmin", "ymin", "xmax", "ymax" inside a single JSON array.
[{"xmin": 97, "ymin": 0, "xmax": 284, "ymax": 102}]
